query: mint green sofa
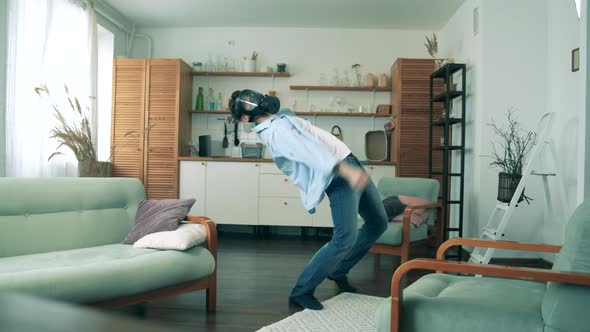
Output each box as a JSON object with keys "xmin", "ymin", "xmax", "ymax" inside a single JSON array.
[
  {"xmin": 376, "ymin": 200, "xmax": 590, "ymax": 332},
  {"xmin": 369, "ymin": 177, "xmax": 443, "ymax": 264},
  {"xmin": 0, "ymin": 178, "xmax": 217, "ymax": 312}
]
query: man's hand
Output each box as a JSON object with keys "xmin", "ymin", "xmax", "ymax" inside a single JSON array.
[{"xmin": 336, "ymin": 162, "xmax": 369, "ymax": 192}]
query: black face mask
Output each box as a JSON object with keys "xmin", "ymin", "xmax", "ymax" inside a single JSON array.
[{"xmin": 233, "ymin": 89, "xmax": 280, "ymax": 122}]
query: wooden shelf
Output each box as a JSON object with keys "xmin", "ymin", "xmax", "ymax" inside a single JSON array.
[
  {"xmin": 190, "ymin": 110, "xmax": 230, "ymax": 114},
  {"xmin": 189, "ymin": 110, "xmax": 391, "ymax": 117},
  {"xmin": 297, "ymin": 111, "xmax": 390, "ymax": 117},
  {"xmin": 290, "ymin": 85, "xmax": 390, "ymax": 92},
  {"xmin": 192, "ymin": 71, "xmax": 290, "ymax": 77}
]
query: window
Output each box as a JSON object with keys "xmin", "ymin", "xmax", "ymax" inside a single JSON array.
[{"xmin": 97, "ymin": 24, "xmax": 114, "ymax": 162}]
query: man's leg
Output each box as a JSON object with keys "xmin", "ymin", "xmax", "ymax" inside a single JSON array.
[
  {"xmin": 289, "ymin": 175, "xmax": 359, "ymax": 309},
  {"xmin": 328, "ymin": 177, "xmax": 388, "ymax": 283}
]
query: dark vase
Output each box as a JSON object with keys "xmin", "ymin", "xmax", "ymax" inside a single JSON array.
[
  {"xmin": 497, "ymin": 172, "xmax": 525, "ymax": 203},
  {"xmin": 78, "ymin": 161, "xmax": 111, "ymax": 177}
]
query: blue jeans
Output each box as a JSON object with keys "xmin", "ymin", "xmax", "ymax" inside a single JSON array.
[{"xmin": 289, "ymin": 154, "xmax": 388, "ymax": 297}]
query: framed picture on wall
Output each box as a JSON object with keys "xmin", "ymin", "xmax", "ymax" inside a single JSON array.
[{"xmin": 572, "ymin": 48, "xmax": 580, "ymax": 72}]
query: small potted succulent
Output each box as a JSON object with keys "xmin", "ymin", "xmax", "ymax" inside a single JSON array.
[{"xmin": 487, "ymin": 109, "xmax": 536, "ymax": 203}]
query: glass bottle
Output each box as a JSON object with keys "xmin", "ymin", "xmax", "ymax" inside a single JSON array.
[
  {"xmin": 215, "ymin": 92, "xmax": 223, "ymax": 111},
  {"xmin": 207, "ymin": 88, "xmax": 215, "ymax": 111},
  {"xmin": 196, "ymin": 87, "xmax": 204, "ymax": 110}
]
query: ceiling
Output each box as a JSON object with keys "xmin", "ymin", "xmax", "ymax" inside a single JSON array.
[{"xmin": 103, "ymin": 0, "xmax": 465, "ymax": 30}]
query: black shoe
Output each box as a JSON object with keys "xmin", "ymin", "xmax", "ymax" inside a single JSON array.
[
  {"xmin": 288, "ymin": 294, "xmax": 324, "ymax": 310},
  {"xmin": 328, "ymin": 276, "xmax": 357, "ymax": 293}
]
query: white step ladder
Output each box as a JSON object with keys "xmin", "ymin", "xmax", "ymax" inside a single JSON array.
[{"xmin": 469, "ymin": 112, "xmax": 570, "ymax": 264}]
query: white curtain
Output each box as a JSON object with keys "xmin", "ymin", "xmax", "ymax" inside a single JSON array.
[{"xmin": 5, "ymin": 0, "xmax": 97, "ymax": 177}]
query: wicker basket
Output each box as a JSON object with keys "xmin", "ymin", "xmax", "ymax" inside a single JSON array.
[{"xmin": 497, "ymin": 172, "xmax": 524, "ymax": 203}]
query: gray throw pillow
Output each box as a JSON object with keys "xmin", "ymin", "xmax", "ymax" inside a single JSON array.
[{"xmin": 122, "ymin": 198, "xmax": 196, "ymax": 244}]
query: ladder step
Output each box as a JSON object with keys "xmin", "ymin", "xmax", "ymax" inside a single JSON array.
[
  {"xmin": 531, "ymin": 171, "xmax": 556, "ymax": 176},
  {"xmin": 470, "ymin": 253, "xmax": 485, "ymax": 263},
  {"xmin": 482, "ymin": 227, "xmax": 503, "ymax": 238}
]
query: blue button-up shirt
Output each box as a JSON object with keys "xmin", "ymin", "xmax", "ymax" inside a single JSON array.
[{"xmin": 253, "ymin": 110, "xmax": 350, "ymax": 213}]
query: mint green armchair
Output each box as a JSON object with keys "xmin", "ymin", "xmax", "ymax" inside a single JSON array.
[
  {"xmin": 376, "ymin": 200, "xmax": 590, "ymax": 332},
  {"xmin": 370, "ymin": 177, "xmax": 443, "ymax": 264}
]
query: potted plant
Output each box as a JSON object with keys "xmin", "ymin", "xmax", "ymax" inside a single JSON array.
[
  {"xmin": 35, "ymin": 84, "xmax": 110, "ymax": 177},
  {"xmin": 488, "ymin": 109, "xmax": 536, "ymax": 203}
]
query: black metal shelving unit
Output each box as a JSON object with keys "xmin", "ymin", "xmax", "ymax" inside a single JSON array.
[{"xmin": 429, "ymin": 63, "xmax": 467, "ymax": 260}]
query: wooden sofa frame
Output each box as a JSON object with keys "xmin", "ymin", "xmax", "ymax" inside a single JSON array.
[
  {"xmin": 389, "ymin": 237, "xmax": 590, "ymax": 332},
  {"xmin": 370, "ymin": 204, "xmax": 444, "ymax": 264},
  {"xmin": 89, "ymin": 216, "xmax": 217, "ymax": 313}
]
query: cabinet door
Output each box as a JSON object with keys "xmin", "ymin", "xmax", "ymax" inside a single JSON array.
[
  {"xmin": 259, "ymin": 174, "xmax": 300, "ymax": 197},
  {"xmin": 111, "ymin": 59, "xmax": 146, "ymax": 180},
  {"xmin": 365, "ymin": 165, "xmax": 396, "ymax": 188},
  {"xmin": 144, "ymin": 59, "xmax": 180, "ymax": 199},
  {"xmin": 259, "ymin": 198, "xmax": 312, "ymax": 226},
  {"xmin": 179, "ymin": 161, "xmax": 207, "ymax": 217},
  {"xmin": 205, "ymin": 162, "xmax": 259, "ymax": 225},
  {"xmin": 312, "ymin": 198, "xmax": 333, "ymax": 227}
]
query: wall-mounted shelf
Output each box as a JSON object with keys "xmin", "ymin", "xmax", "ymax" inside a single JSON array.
[
  {"xmin": 290, "ymin": 85, "xmax": 390, "ymax": 92},
  {"xmin": 192, "ymin": 71, "xmax": 290, "ymax": 77},
  {"xmin": 179, "ymin": 156, "xmax": 396, "ymax": 166},
  {"xmin": 190, "ymin": 110, "xmax": 230, "ymax": 114},
  {"xmin": 189, "ymin": 110, "xmax": 391, "ymax": 117},
  {"xmin": 296, "ymin": 111, "xmax": 390, "ymax": 117}
]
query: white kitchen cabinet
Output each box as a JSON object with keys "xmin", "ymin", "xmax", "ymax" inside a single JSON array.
[
  {"xmin": 205, "ymin": 162, "xmax": 260, "ymax": 225},
  {"xmin": 179, "ymin": 161, "xmax": 207, "ymax": 217},
  {"xmin": 365, "ymin": 165, "xmax": 396, "ymax": 188},
  {"xmin": 259, "ymin": 174, "xmax": 301, "ymax": 197},
  {"xmin": 312, "ymin": 197, "xmax": 333, "ymax": 227},
  {"xmin": 258, "ymin": 197, "xmax": 312, "ymax": 226}
]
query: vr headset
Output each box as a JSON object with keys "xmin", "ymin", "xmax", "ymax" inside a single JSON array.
[{"xmin": 231, "ymin": 89, "xmax": 280, "ymax": 122}]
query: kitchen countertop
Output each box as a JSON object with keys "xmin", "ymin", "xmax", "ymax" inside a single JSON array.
[{"xmin": 178, "ymin": 156, "xmax": 396, "ymax": 166}]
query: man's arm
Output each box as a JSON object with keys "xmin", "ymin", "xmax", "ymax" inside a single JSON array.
[{"xmin": 335, "ymin": 162, "xmax": 369, "ymax": 192}]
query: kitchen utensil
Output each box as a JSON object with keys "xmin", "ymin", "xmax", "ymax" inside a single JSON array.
[
  {"xmin": 233, "ymin": 122, "xmax": 240, "ymax": 146},
  {"xmin": 241, "ymin": 143, "xmax": 264, "ymax": 158},
  {"xmin": 222, "ymin": 123, "xmax": 229, "ymax": 148},
  {"xmin": 331, "ymin": 125, "xmax": 343, "ymax": 140}
]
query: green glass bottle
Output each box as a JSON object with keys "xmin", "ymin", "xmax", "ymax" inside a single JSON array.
[{"xmin": 196, "ymin": 87, "xmax": 204, "ymax": 110}]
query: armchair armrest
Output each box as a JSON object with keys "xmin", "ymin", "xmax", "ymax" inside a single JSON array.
[
  {"xmin": 401, "ymin": 203, "xmax": 444, "ymax": 247},
  {"xmin": 436, "ymin": 237, "xmax": 561, "ymax": 260},
  {"xmin": 184, "ymin": 216, "xmax": 218, "ymax": 261},
  {"xmin": 390, "ymin": 258, "xmax": 590, "ymax": 332}
]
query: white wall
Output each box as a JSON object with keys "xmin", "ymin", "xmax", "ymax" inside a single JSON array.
[
  {"xmin": 440, "ymin": 0, "xmax": 585, "ymax": 258},
  {"xmin": 132, "ymin": 27, "xmax": 431, "ymax": 160},
  {"xmin": 0, "ymin": 0, "xmax": 7, "ymax": 177}
]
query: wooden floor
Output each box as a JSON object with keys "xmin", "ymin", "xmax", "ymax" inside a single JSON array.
[{"xmin": 108, "ymin": 234, "xmax": 434, "ymax": 332}]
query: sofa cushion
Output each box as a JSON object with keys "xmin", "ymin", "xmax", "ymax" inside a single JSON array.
[
  {"xmin": 376, "ymin": 273, "xmax": 545, "ymax": 332},
  {"xmin": 542, "ymin": 200, "xmax": 590, "ymax": 332},
  {"xmin": 0, "ymin": 244, "xmax": 215, "ymax": 303},
  {"xmin": 377, "ymin": 177, "xmax": 439, "ymax": 226},
  {"xmin": 0, "ymin": 178, "xmax": 144, "ymax": 257},
  {"xmin": 122, "ymin": 199, "xmax": 196, "ymax": 244}
]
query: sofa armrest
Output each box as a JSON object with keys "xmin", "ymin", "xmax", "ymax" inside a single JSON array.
[
  {"xmin": 436, "ymin": 237, "xmax": 561, "ymax": 260},
  {"xmin": 184, "ymin": 216, "xmax": 217, "ymax": 261},
  {"xmin": 389, "ymin": 258, "xmax": 590, "ymax": 332}
]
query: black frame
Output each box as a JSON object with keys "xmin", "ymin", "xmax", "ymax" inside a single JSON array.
[{"xmin": 429, "ymin": 63, "xmax": 467, "ymax": 260}]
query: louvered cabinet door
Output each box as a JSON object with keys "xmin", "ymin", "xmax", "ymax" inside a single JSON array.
[
  {"xmin": 143, "ymin": 59, "xmax": 180, "ymax": 199},
  {"xmin": 111, "ymin": 59, "xmax": 147, "ymax": 180}
]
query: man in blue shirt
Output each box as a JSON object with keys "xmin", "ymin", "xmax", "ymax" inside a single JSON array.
[{"xmin": 229, "ymin": 90, "xmax": 388, "ymax": 310}]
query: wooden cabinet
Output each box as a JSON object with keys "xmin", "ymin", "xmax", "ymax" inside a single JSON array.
[
  {"xmin": 111, "ymin": 58, "xmax": 192, "ymax": 199},
  {"xmin": 179, "ymin": 161, "xmax": 207, "ymax": 217},
  {"xmin": 205, "ymin": 162, "xmax": 260, "ymax": 225},
  {"xmin": 391, "ymin": 58, "xmax": 442, "ymax": 178}
]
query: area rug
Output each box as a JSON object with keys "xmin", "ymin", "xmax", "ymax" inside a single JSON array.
[{"xmin": 257, "ymin": 293, "xmax": 386, "ymax": 332}]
